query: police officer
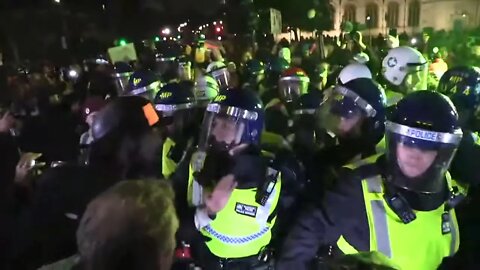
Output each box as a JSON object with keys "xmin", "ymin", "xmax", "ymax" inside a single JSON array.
[
  {"xmin": 206, "ymin": 61, "xmax": 231, "ymax": 90},
  {"xmin": 192, "ymin": 73, "xmax": 221, "ymax": 133},
  {"xmin": 125, "ymin": 70, "xmax": 163, "ymax": 101},
  {"xmin": 277, "ymin": 91, "xmax": 465, "ymax": 270},
  {"xmin": 181, "ymin": 88, "xmax": 286, "ymax": 270},
  {"xmin": 259, "ymin": 57, "xmax": 290, "ymax": 104},
  {"xmin": 264, "ymin": 67, "xmax": 310, "ymax": 140},
  {"xmin": 154, "ymin": 82, "xmax": 197, "ymax": 179},
  {"xmin": 437, "ymin": 66, "xmax": 480, "ymax": 269},
  {"xmin": 194, "ymin": 73, "xmax": 220, "ymax": 108},
  {"xmin": 436, "ymin": 66, "xmax": 480, "ymax": 186},
  {"xmin": 381, "ymin": 46, "xmax": 428, "ymax": 106},
  {"xmin": 438, "ymin": 66, "xmax": 480, "ymax": 132},
  {"xmin": 308, "ymin": 62, "xmax": 330, "ymax": 92},
  {"xmin": 289, "ymin": 91, "xmax": 324, "ymax": 162},
  {"xmin": 154, "ymin": 42, "xmax": 183, "ymax": 82},
  {"xmin": 302, "ymin": 78, "xmax": 387, "ymax": 201},
  {"xmin": 242, "ymin": 59, "xmax": 265, "ymax": 91}
]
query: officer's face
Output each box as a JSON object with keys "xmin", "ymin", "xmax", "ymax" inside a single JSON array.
[
  {"xmin": 337, "ymin": 114, "xmax": 363, "ymax": 136},
  {"xmin": 397, "ymin": 143, "xmax": 438, "ymax": 178},
  {"xmin": 211, "ymin": 116, "xmax": 243, "ymax": 145}
]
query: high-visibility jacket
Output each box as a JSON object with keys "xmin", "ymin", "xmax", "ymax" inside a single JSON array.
[
  {"xmin": 188, "ymin": 162, "xmax": 281, "ymax": 258},
  {"xmin": 337, "ymin": 155, "xmax": 462, "ymax": 270}
]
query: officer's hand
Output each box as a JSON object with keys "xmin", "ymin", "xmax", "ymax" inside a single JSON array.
[
  {"xmin": 230, "ymin": 144, "xmax": 266, "ymax": 187},
  {"xmin": 205, "ymin": 174, "xmax": 237, "ymax": 214}
]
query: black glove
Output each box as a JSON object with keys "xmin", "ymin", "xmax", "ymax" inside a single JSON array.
[
  {"xmin": 231, "ymin": 145, "xmax": 267, "ymax": 189},
  {"xmin": 193, "ymin": 148, "xmax": 234, "ymax": 188}
]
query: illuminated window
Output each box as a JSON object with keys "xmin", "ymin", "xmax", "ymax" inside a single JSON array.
[
  {"xmin": 366, "ymin": 3, "xmax": 379, "ymax": 28},
  {"xmin": 343, "ymin": 4, "xmax": 357, "ymax": 23},
  {"xmin": 408, "ymin": 0, "xmax": 421, "ymax": 27},
  {"xmin": 387, "ymin": 2, "xmax": 399, "ymax": 28}
]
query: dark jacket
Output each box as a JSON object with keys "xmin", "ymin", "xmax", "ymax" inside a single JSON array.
[{"xmin": 11, "ymin": 164, "xmax": 117, "ymax": 270}]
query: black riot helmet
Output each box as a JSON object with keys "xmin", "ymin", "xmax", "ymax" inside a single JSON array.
[
  {"xmin": 318, "ymin": 78, "xmax": 387, "ymax": 146},
  {"xmin": 291, "ymin": 91, "xmax": 323, "ymax": 152},
  {"xmin": 386, "ymin": 91, "xmax": 463, "ymax": 193},
  {"xmin": 88, "ymin": 96, "xmax": 161, "ymax": 179},
  {"xmin": 126, "ymin": 70, "xmax": 163, "ymax": 102},
  {"xmin": 153, "ymin": 82, "xmax": 197, "ymax": 140}
]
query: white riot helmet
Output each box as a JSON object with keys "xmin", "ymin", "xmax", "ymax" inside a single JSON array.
[
  {"xmin": 382, "ymin": 46, "xmax": 428, "ymax": 90},
  {"xmin": 338, "ymin": 63, "xmax": 372, "ymax": 85}
]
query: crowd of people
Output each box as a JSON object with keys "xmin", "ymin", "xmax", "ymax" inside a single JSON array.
[{"xmin": 1, "ymin": 29, "xmax": 480, "ymax": 270}]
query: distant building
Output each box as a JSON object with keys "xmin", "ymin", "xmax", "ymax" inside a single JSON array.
[{"xmin": 330, "ymin": 0, "xmax": 480, "ymax": 35}]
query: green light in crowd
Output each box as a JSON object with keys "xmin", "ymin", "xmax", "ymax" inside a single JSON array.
[
  {"xmin": 433, "ymin": 47, "xmax": 439, "ymax": 54},
  {"xmin": 177, "ymin": 35, "xmax": 181, "ymax": 39},
  {"xmin": 119, "ymin": 39, "xmax": 127, "ymax": 46},
  {"xmin": 154, "ymin": 36, "xmax": 161, "ymax": 42}
]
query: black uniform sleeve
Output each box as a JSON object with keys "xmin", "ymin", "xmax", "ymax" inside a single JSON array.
[
  {"xmin": 276, "ymin": 168, "xmax": 369, "ymax": 270},
  {"xmin": 450, "ymin": 131, "xmax": 480, "ymax": 187}
]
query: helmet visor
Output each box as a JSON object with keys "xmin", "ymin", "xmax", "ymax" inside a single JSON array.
[
  {"xmin": 194, "ymin": 78, "xmax": 220, "ymax": 106},
  {"xmin": 198, "ymin": 103, "xmax": 258, "ymax": 151},
  {"xmin": 278, "ymin": 77, "xmax": 309, "ymax": 103},
  {"xmin": 385, "ymin": 121, "xmax": 463, "ymax": 193},
  {"xmin": 127, "ymin": 81, "xmax": 162, "ymax": 102},
  {"xmin": 317, "ymin": 86, "xmax": 375, "ymax": 137},
  {"xmin": 112, "ymin": 72, "xmax": 133, "ymax": 95},
  {"xmin": 155, "ymin": 103, "xmax": 196, "ymax": 138},
  {"xmin": 154, "ymin": 102, "xmax": 196, "ymax": 118},
  {"xmin": 404, "ymin": 64, "xmax": 428, "ymax": 91},
  {"xmin": 178, "ymin": 61, "xmax": 192, "ymax": 81},
  {"xmin": 211, "ymin": 68, "xmax": 230, "ymax": 89}
]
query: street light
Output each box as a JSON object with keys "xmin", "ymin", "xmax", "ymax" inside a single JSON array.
[
  {"xmin": 117, "ymin": 38, "xmax": 128, "ymax": 46},
  {"xmin": 162, "ymin": 28, "xmax": 171, "ymax": 35},
  {"xmin": 54, "ymin": 0, "xmax": 61, "ymax": 3}
]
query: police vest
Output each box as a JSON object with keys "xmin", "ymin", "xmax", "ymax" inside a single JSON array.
[
  {"xmin": 162, "ymin": 137, "xmax": 178, "ymax": 179},
  {"xmin": 385, "ymin": 90, "xmax": 404, "ymax": 107},
  {"xmin": 195, "ymin": 47, "xmax": 206, "ymax": 64},
  {"xmin": 337, "ymin": 155, "xmax": 461, "ymax": 270},
  {"xmin": 187, "ymin": 163, "xmax": 282, "ymax": 258},
  {"xmin": 473, "ymin": 132, "xmax": 480, "ymax": 145}
]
